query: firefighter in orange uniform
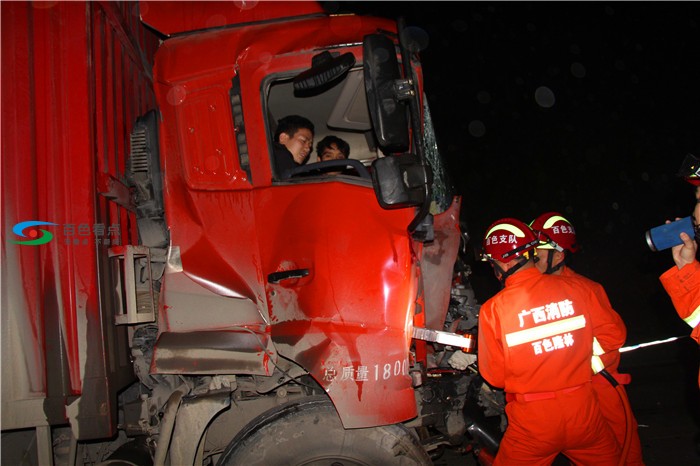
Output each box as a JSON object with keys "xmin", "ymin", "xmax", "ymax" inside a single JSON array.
[
  {"xmin": 659, "ymin": 186, "xmax": 700, "ymax": 386},
  {"xmin": 530, "ymin": 212, "xmax": 644, "ymax": 465},
  {"xmin": 478, "ymin": 218, "xmax": 622, "ymax": 465}
]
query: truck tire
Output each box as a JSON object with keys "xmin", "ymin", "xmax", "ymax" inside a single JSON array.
[{"xmin": 216, "ymin": 396, "xmax": 432, "ymax": 465}]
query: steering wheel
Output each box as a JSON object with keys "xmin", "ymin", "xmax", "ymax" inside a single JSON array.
[{"xmin": 284, "ymin": 159, "xmax": 371, "ymax": 180}]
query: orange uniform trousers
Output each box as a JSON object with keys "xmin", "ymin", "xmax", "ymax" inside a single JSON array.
[
  {"xmin": 592, "ymin": 373, "xmax": 645, "ymax": 465},
  {"xmin": 495, "ymin": 383, "xmax": 621, "ymax": 466}
]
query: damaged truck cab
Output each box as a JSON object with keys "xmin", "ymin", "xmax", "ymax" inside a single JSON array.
[{"xmin": 3, "ymin": 2, "xmax": 500, "ymax": 465}]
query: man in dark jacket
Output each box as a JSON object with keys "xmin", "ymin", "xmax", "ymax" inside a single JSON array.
[{"xmin": 273, "ymin": 115, "xmax": 314, "ymax": 179}]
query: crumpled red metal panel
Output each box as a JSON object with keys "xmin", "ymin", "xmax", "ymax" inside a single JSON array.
[
  {"xmin": 421, "ymin": 197, "xmax": 463, "ymax": 330},
  {"xmin": 258, "ymin": 183, "xmax": 420, "ymax": 428},
  {"xmin": 140, "ymin": 0, "xmax": 325, "ymax": 37}
]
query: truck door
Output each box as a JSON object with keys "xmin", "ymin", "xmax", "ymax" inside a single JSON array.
[{"xmin": 245, "ymin": 46, "xmax": 421, "ymax": 428}]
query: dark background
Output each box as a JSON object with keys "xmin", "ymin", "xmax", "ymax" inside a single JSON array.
[
  {"xmin": 331, "ymin": 1, "xmax": 700, "ymax": 347},
  {"xmin": 328, "ymin": 2, "xmax": 700, "ymax": 462}
]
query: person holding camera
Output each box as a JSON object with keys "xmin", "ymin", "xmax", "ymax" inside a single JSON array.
[{"xmin": 659, "ymin": 185, "xmax": 700, "ymax": 387}]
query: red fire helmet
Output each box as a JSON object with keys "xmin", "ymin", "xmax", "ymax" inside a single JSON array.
[
  {"xmin": 677, "ymin": 153, "xmax": 700, "ymax": 186},
  {"xmin": 530, "ymin": 212, "xmax": 579, "ymax": 253},
  {"xmin": 482, "ymin": 218, "xmax": 539, "ymax": 263}
]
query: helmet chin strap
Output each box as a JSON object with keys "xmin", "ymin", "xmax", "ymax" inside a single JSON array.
[
  {"xmin": 495, "ymin": 256, "xmax": 529, "ymax": 287},
  {"xmin": 545, "ymin": 251, "xmax": 565, "ymax": 274}
]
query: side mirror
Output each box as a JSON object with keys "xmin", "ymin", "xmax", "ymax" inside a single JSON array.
[
  {"xmin": 363, "ymin": 34, "xmax": 410, "ymax": 153},
  {"xmin": 371, "ymin": 154, "xmax": 431, "ymax": 209}
]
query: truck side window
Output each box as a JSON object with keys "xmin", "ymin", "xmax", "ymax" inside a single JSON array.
[{"xmin": 267, "ymin": 67, "xmax": 378, "ymax": 182}]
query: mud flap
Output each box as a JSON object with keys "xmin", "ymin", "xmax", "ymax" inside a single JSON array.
[{"xmin": 168, "ymin": 391, "xmax": 231, "ymax": 465}]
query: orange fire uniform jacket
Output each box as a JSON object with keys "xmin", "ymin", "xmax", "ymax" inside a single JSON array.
[
  {"xmin": 478, "ymin": 266, "xmax": 623, "ymax": 465},
  {"xmin": 659, "ymin": 260, "xmax": 700, "ymax": 386},
  {"xmin": 561, "ymin": 266, "xmax": 645, "ymax": 466}
]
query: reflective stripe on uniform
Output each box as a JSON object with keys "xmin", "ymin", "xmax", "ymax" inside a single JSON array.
[
  {"xmin": 591, "ymin": 337, "xmax": 605, "ymax": 374},
  {"xmin": 592, "ymin": 337, "xmax": 605, "ymax": 356},
  {"xmin": 505, "ymin": 315, "xmax": 586, "ymax": 347},
  {"xmin": 685, "ymin": 305, "xmax": 700, "ymax": 328},
  {"xmin": 591, "ymin": 355, "xmax": 605, "ymax": 374}
]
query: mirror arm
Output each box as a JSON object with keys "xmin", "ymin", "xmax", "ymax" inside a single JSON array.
[{"xmin": 394, "ymin": 78, "xmax": 415, "ymax": 101}]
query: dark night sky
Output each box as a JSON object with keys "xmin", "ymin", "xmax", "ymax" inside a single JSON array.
[{"xmin": 331, "ymin": 2, "xmax": 700, "ymax": 344}]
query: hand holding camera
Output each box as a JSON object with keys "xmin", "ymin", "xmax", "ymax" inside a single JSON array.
[
  {"xmin": 670, "ymin": 226, "xmax": 698, "ymax": 270},
  {"xmin": 646, "ymin": 154, "xmax": 700, "ymax": 252},
  {"xmin": 645, "ymin": 216, "xmax": 696, "ymax": 251}
]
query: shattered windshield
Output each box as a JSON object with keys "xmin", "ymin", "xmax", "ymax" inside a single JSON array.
[{"xmin": 423, "ymin": 97, "xmax": 454, "ymax": 214}]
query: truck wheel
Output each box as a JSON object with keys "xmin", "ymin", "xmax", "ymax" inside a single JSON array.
[{"xmin": 217, "ymin": 396, "xmax": 431, "ymax": 465}]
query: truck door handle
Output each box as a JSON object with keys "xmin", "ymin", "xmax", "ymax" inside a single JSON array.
[{"xmin": 267, "ymin": 268, "xmax": 310, "ymax": 284}]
